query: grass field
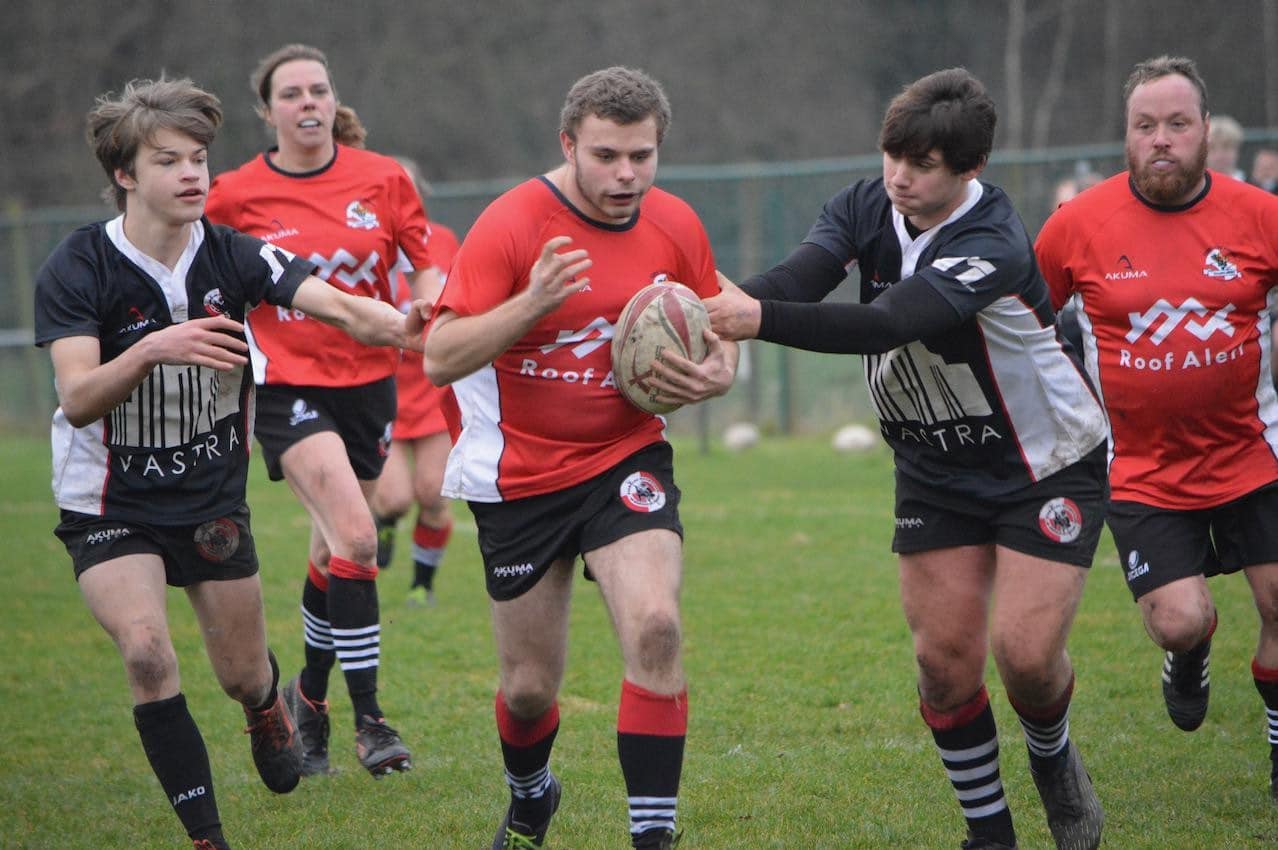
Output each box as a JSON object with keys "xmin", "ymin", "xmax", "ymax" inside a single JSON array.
[{"xmin": 2, "ymin": 432, "xmax": 1276, "ymax": 849}]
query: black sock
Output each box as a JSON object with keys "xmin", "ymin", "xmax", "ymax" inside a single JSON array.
[
  {"xmin": 1253, "ymin": 658, "xmax": 1278, "ymax": 778},
  {"xmin": 922, "ymin": 686, "xmax": 1016, "ymax": 848},
  {"xmin": 328, "ymin": 567, "xmax": 382, "ymax": 723},
  {"xmin": 133, "ymin": 694, "xmax": 224, "ymax": 843},
  {"xmin": 299, "ymin": 571, "xmax": 335, "ymax": 703},
  {"xmin": 413, "ymin": 561, "xmax": 438, "ymax": 591}
]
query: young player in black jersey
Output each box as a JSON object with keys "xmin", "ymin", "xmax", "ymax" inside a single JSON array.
[
  {"xmin": 700, "ymin": 68, "xmax": 1109, "ymax": 850},
  {"xmin": 34, "ymin": 77, "xmax": 426, "ymax": 850}
]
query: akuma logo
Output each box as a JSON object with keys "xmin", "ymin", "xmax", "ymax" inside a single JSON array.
[
  {"xmin": 119, "ymin": 306, "xmax": 153, "ymax": 334},
  {"xmin": 1104, "ymin": 254, "xmax": 1149, "ymax": 280}
]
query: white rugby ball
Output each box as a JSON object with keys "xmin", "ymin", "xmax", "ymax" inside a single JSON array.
[
  {"xmin": 612, "ymin": 281, "xmax": 710, "ymax": 414},
  {"xmin": 722, "ymin": 421, "xmax": 760, "ymax": 452},
  {"xmin": 832, "ymin": 423, "xmax": 877, "ymax": 453}
]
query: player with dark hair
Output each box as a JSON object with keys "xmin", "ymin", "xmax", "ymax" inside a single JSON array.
[
  {"xmin": 423, "ymin": 66, "xmax": 736, "ymax": 850},
  {"xmin": 36, "ymin": 76, "xmax": 426, "ymax": 850},
  {"xmin": 370, "ymin": 155, "xmax": 458, "ymax": 608},
  {"xmin": 706, "ymin": 68, "xmax": 1109, "ymax": 850},
  {"xmin": 206, "ymin": 43, "xmax": 438, "ymax": 778},
  {"xmin": 1036, "ymin": 54, "xmax": 1278, "ymax": 802}
]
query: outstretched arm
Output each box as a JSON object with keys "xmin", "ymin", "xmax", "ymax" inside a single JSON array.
[{"xmin": 291, "ymin": 276, "xmax": 429, "ymax": 351}]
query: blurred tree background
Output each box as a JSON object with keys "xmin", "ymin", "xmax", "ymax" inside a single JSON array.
[{"xmin": 4, "ymin": 0, "xmax": 1278, "ymax": 208}]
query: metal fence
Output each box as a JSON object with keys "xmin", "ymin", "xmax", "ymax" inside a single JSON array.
[{"xmin": 0, "ymin": 140, "xmax": 1170, "ymax": 437}]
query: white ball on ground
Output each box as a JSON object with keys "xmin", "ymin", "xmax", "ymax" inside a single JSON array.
[
  {"xmin": 832, "ymin": 423, "xmax": 876, "ymax": 453},
  {"xmin": 722, "ymin": 422, "xmax": 760, "ymax": 452}
]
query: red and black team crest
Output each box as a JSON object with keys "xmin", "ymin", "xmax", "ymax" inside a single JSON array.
[
  {"xmin": 619, "ymin": 471, "xmax": 666, "ymax": 513},
  {"xmin": 1038, "ymin": 497, "xmax": 1083, "ymax": 544},
  {"xmin": 194, "ymin": 517, "xmax": 240, "ymax": 562}
]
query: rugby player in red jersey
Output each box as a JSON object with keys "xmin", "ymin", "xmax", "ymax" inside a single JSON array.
[{"xmin": 1037, "ymin": 54, "xmax": 1278, "ymax": 804}]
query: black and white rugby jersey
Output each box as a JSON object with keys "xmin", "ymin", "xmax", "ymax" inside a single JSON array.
[
  {"xmin": 34, "ymin": 216, "xmax": 315, "ymax": 523},
  {"xmin": 799, "ymin": 178, "xmax": 1108, "ymax": 498}
]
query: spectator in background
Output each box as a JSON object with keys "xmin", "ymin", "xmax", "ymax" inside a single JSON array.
[
  {"xmin": 1251, "ymin": 147, "xmax": 1278, "ymax": 192},
  {"xmin": 1207, "ymin": 114, "xmax": 1246, "ymax": 180},
  {"xmin": 370, "ymin": 156, "xmax": 459, "ymax": 609}
]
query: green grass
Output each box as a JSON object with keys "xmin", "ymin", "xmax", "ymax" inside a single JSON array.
[{"xmin": 2, "ymin": 434, "xmax": 1276, "ymax": 849}]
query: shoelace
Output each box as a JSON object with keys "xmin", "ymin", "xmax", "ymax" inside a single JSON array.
[{"xmin": 245, "ymin": 704, "xmax": 291, "ymax": 751}]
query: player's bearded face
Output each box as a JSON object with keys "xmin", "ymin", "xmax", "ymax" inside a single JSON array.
[
  {"xmin": 1125, "ymin": 75, "xmax": 1209, "ymax": 206},
  {"xmin": 1128, "ymin": 131, "xmax": 1208, "ymax": 206}
]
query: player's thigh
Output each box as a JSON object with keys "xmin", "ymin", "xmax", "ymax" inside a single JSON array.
[
  {"xmin": 281, "ymin": 431, "xmax": 376, "ymax": 548},
  {"xmin": 587, "ymin": 528, "xmax": 683, "ymax": 657},
  {"xmin": 899, "ymin": 544, "xmax": 996, "ymax": 652},
  {"xmin": 411, "ymin": 431, "xmax": 452, "ymax": 515},
  {"xmin": 186, "ymin": 574, "xmax": 270, "ymax": 693},
  {"xmin": 490, "ymin": 557, "xmax": 575, "ymax": 694},
  {"xmin": 1244, "ymin": 561, "xmax": 1278, "ymax": 622},
  {"xmin": 371, "ymin": 439, "xmax": 415, "ymax": 518},
  {"xmin": 989, "ymin": 545, "xmax": 1087, "ymax": 671},
  {"xmin": 79, "ymin": 552, "xmax": 171, "ymax": 649}
]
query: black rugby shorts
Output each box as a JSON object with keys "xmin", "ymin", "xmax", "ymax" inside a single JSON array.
[
  {"xmin": 56, "ymin": 504, "xmax": 258, "ymax": 586},
  {"xmin": 253, "ymin": 377, "xmax": 396, "ymax": 481},
  {"xmin": 1108, "ymin": 481, "xmax": 1278, "ymax": 601},
  {"xmin": 468, "ymin": 442, "xmax": 683, "ymax": 601},
  {"xmin": 892, "ymin": 443, "xmax": 1109, "ymax": 568}
]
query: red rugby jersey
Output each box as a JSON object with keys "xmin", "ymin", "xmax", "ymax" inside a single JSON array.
[
  {"xmin": 1036, "ymin": 171, "xmax": 1278, "ymax": 508},
  {"xmin": 207, "ymin": 144, "xmax": 431, "ymax": 387},
  {"xmin": 436, "ymin": 177, "xmax": 717, "ymax": 501}
]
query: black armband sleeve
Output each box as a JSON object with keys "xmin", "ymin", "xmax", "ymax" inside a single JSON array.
[
  {"xmin": 739, "ymin": 242, "xmax": 848, "ymax": 302},
  {"xmin": 756, "ymin": 274, "xmax": 960, "ymax": 354}
]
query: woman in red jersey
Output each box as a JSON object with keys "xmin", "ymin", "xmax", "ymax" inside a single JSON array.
[{"xmin": 206, "ymin": 44, "xmax": 437, "ymax": 780}]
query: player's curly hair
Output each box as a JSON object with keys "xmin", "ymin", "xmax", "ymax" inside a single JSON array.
[
  {"xmin": 879, "ymin": 67, "xmax": 995, "ymax": 175},
  {"xmin": 1123, "ymin": 55, "xmax": 1208, "ymax": 118},
  {"xmin": 559, "ymin": 66, "xmax": 671, "ymax": 143},
  {"xmin": 86, "ymin": 76, "xmax": 223, "ymax": 212}
]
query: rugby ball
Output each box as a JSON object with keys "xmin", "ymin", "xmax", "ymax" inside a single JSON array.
[
  {"xmin": 612, "ymin": 281, "xmax": 710, "ymax": 414},
  {"xmin": 832, "ymin": 423, "xmax": 877, "ymax": 453}
]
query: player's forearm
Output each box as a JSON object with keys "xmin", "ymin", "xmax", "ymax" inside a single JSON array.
[
  {"xmin": 54, "ymin": 341, "xmax": 158, "ymax": 427},
  {"xmin": 423, "ymin": 295, "xmax": 544, "ymax": 385}
]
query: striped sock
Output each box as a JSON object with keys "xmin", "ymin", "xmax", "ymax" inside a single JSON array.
[
  {"xmin": 328, "ymin": 557, "xmax": 382, "ymax": 723},
  {"xmin": 1252, "ymin": 658, "xmax": 1278, "ymax": 778},
  {"xmin": 496, "ymin": 694, "xmax": 560, "ymax": 827},
  {"xmin": 922, "ymin": 686, "xmax": 1016, "ymax": 848},
  {"xmin": 411, "ymin": 518, "xmax": 452, "ymax": 590},
  {"xmin": 299, "ymin": 563, "xmax": 335, "ymax": 702},
  {"xmin": 1011, "ymin": 674, "xmax": 1074, "ymax": 775}
]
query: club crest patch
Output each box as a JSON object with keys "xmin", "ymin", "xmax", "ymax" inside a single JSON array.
[
  {"xmin": 194, "ymin": 518, "xmax": 240, "ymax": 562},
  {"xmin": 619, "ymin": 471, "xmax": 666, "ymax": 513},
  {"xmin": 1038, "ymin": 497, "xmax": 1083, "ymax": 544}
]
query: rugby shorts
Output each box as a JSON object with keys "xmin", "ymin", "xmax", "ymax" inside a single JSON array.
[
  {"xmin": 892, "ymin": 443, "xmax": 1109, "ymax": 568},
  {"xmin": 468, "ymin": 441, "xmax": 683, "ymax": 601},
  {"xmin": 1108, "ymin": 481, "xmax": 1278, "ymax": 601},
  {"xmin": 55, "ymin": 504, "xmax": 258, "ymax": 586},
  {"xmin": 254, "ymin": 377, "xmax": 396, "ymax": 481}
]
